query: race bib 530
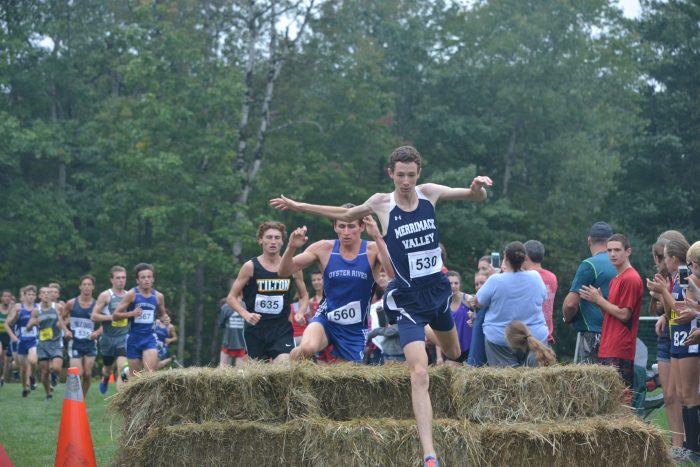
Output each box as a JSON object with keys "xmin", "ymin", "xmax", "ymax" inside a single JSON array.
[{"xmin": 407, "ymin": 247, "xmax": 442, "ymax": 278}]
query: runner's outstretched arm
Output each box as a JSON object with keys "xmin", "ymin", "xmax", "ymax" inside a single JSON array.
[
  {"xmin": 364, "ymin": 215, "xmax": 395, "ymax": 280},
  {"xmin": 418, "ymin": 177, "xmax": 492, "ymax": 204},
  {"xmin": 270, "ymin": 195, "xmax": 376, "ymax": 222}
]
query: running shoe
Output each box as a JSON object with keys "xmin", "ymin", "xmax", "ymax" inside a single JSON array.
[
  {"xmin": 30, "ymin": 375, "xmax": 37, "ymax": 390},
  {"xmin": 50, "ymin": 371, "xmax": 58, "ymax": 389},
  {"xmin": 424, "ymin": 455, "xmax": 440, "ymax": 467},
  {"xmin": 99, "ymin": 375, "xmax": 109, "ymax": 395},
  {"xmin": 21, "ymin": 388, "xmax": 29, "ymax": 398},
  {"xmin": 671, "ymin": 446, "xmax": 691, "ymax": 461},
  {"xmin": 46, "ymin": 394, "xmax": 52, "ymax": 401},
  {"xmin": 121, "ymin": 366, "xmax": 129, "ymax": 382}
]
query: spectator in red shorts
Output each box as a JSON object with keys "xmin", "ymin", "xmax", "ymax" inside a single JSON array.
[
  {"xmin": 218, "ymin": 298, "xmax": 247, "ymax": 368},
  {"xmin": 291, "ymin": 271, "xmax": 323, "ymax": 346},
  {"xmin": 580, "ymin": 234, "xmax": 643, "ymax": 400}
]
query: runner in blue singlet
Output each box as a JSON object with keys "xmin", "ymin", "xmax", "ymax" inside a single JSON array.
[
  {"xmin": 271, "ymin": 146, "xmax": 492, "ymax": 467},
  {"xmin": 113, "ymin": 263, "xmax": 169, "ymax": 377},
  {"xmin": 5, "ymin": 285, "xmax": 39, "ymax": 397},
  {"xmin": 279, "ymin": 209, "xmax": 390, "ymax": 363}
]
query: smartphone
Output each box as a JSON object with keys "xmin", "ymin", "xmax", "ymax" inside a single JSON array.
[
  {"xmin": 490, "ymin": 251, "xmax": 501, "ymax": 269},
  {"xmin": 679, "ymin": 265, "xmax": 690, "ymax": 288}
]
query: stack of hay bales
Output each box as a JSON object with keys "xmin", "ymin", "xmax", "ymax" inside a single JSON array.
[{"xmin": 110, "ymin": 363, "xmax": 672, "ymax": 466}]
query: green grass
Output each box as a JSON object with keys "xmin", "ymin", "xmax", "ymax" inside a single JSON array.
[{"xmin": 0, "ymin": 378, "xmax": 120, "ymax": 467}]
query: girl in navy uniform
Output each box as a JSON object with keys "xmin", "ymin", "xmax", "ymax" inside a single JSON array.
[{"xmin": 649, "ymin": 238, "xmax": 698, "ymax": 460}]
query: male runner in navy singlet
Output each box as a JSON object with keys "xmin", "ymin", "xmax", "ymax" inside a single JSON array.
[{"xmin": 271, "ymin": 146, "xmax": 492, "ymax": 467}]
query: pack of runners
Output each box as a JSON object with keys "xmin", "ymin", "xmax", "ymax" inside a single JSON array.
[{"xmin": 0, "ymin": 263, "xmax": 176, "ymax": 399}]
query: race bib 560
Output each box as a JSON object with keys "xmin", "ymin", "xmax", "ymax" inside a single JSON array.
[{"xmin": 327, "ymin": 301, "xmax": 362, "ymax": 325}]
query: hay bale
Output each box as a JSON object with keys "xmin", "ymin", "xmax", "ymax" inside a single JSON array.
[
  {"xmin": 110, "ymin": 362, "xmax": 631, "ymax": 451},
  {"xmin": 109, "ymin": 363, "xmax": 453, "ymax": 442},
  {"xmin": 109, "ymin": 364, "xmax": 319, "ymax": 447},
  {"xmin": 299, "ymin": 363, "xmax": 453, "ymax": 420},
  {"xmin": 112, "ymin": 420, "xmax": 306, "ymax": 467},
  {"xmin": 480, "ymin": 415, "xmax": 672, "ymax": 467},
  {"xmin": 451, "ymin": 365, "xmax": 625, "ymax": 423},
  {"xmin": 301, "ymin": 417, "xmax": 481, "ymax": 467},
  {"xmin": 113, "ymin": 416, "xmax": 671, "ymax": 467}
]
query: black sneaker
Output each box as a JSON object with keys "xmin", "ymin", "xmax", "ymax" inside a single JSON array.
[
  {"xmin": 30, "ymin": 375, "xmax": 37, "ymax": 390},
  {"xmin": 22, "ymin": 388, "xmax": 29, "ymax": 398},
  {"xmin": 50, "ymin": 372, "xmax": 58, "ymax": 389},
  {"xmin": 46, "ymin": 394, "xmax": 53, "ymax": 401}
]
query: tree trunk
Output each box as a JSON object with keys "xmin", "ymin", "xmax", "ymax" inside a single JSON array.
[
  {"xmin": 503, "ymin": 125, "xmax": 518, "ymax": 196},
  {"xmin": 232, "ymin": 1, "xmax": 260, "ymax": 262},
  {"xmin": 193, "ymin": 263, "xmax": 205, "ymax": 365},
  {"xmin": 231, "ymin": 0, "xmax": 315, "ymax": 264},
  {"xmin": 208, "ymin": 314, "xmax": 221, "ymax": 366},
  {"xmin": 177, "ymin": 272, "xmax": 187, "ymax": 363}
]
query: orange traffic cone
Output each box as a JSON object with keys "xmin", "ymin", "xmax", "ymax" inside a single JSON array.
[
  {"xmin": 108, "ymin": 372, "xmax": 115, "ymax": 384},
  {"xmin": 0, "ymin": 443, "xmax": 14, "ymax": 467},
  {"xmin": 54, "ymin": 367, "xmax": 96, "ymax": 467}
]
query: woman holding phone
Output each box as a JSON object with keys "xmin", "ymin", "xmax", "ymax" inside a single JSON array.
[{"xmin": 648, "ymin": 238, "xmax": 698, "ymax": 460}]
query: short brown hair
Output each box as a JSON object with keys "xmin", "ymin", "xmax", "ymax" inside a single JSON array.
[
  {"xmin": 79, "ymin": 274, "xmax": 96, "ymax": 285},
  {"xmin": 110, "ymin": 266, "xmax": 126, "ymax": 278},
  {"xmin": 388, "ymin": 146, "xmax": 422, "ymax": 171},
  {"xmin": 48, "ymin": 282, "xmax": 61, "ymax": 290},
  {"xmin": 607, "ymin": 234, "xmax": 631, "ymax": 251},
  {"xmin": 257, "ymin": 221, "xmax": 287, "ymax": 242},
  {"xmin": 21, "ymin": 285, "xmax": 37, "ymax": 295},
  {"xmin": 134, "ymin": 263, "xmax": 155, "ymax": 278}
]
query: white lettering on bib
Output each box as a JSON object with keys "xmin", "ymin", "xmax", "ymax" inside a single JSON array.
[
  {"xmin": 407, "ymin": 247, "xmax": 442, "ymax": 278},
  {"xmin": 255, "ymin": 294, "xmax": 284, "ymax": 314},
  {"xmin": 327, "ymin": 301, "xmax": 362, "ymax": 325},
  {"xmin": 71, "ymin": 318, "xmax": 94, "ymax": 340}
]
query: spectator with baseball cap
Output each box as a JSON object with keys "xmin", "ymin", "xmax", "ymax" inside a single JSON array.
[{"xmin": 562, "ymin": 221, "xmax": 617, "ymax": 363}]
